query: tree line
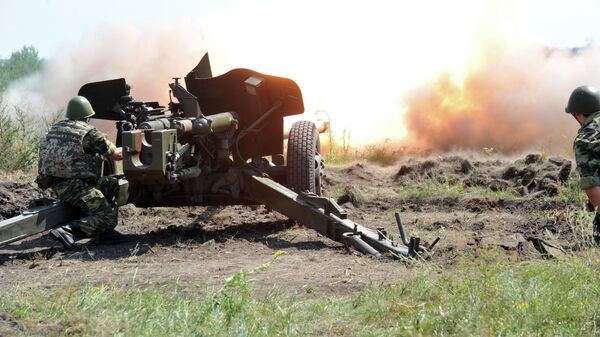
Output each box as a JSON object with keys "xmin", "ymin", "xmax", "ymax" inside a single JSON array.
[
  {"xmin": 0, "ymin": 46, "xmax": 43, "ymax": 92},
  {"xmin": 0, "ymin": 46, "xmax": 45, "ymax": 171}
]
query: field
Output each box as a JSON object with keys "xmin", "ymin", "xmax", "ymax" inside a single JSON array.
[{"xmin": 1, "ymin": 151, "xmax": 600, "ymax": 336}]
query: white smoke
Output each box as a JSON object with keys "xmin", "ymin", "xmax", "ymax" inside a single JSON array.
[{"xmin": 2, "ymin": 0, "xmax": 600, "ymax": 154}]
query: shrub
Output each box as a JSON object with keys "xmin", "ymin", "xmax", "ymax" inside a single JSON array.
[{"xmin": 0, "ymin": 100, "xmax": 41, "ymax": 171}]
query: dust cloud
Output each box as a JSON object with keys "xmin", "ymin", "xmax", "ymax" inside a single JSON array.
[
  {"xmin": 2, "ymin": 1, "xmax": 490, "ymax": 146},
  {"xmin": 402, "ymin": 46, "xmax": 600, "ymax": 153},
  {"xmin": 4, "ymin": 21, "xmax": 216, "ymax": 114},
  {"xmin": 402, "ymin": 2, "xmax": 600, "ymax": 154},
  {"xmin": 3, "ymin": 0, "xmax": 600, "ymax": 154}
]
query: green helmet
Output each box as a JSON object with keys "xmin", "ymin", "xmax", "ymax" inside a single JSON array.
[
  {"xmin": 565, "ymin": 86, "xmax": 600, "ymax": 116},
  {"xmin": 65, "ymin": 96, "xmax": 95, "ymax": 120}
]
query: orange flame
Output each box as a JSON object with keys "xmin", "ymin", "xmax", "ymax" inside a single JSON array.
[{"xmin": 4, "ymin": 0, "xmax": 596, "ymax": 154}]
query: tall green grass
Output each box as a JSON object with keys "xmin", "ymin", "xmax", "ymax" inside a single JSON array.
[
  {"xmin": 395, "ymin": 173, "xmax": 522, "ymax": 200},
  {"xmin": 2, "ymin": 252, "xmax": 599, "ymax": 336},
  {"xmin": 555, "ymin": 172, "xmax": 588, "ymax": 204},
  {"xmin": 0, "ymin": 103, "xmax": 40, "ymax": 171},
  {"xmin": 323, "ymin": 129, "xmax": 403, "ymax": 166},
  {"xmin": 0, "ymin": 98, "xmax": 61, "ymax": 172}
]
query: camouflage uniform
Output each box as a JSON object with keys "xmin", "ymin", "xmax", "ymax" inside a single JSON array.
[
  {"xmin": 573, "ymin": 111, "xmax": 600, "ymax": 190},
  {"xmin": 38, "ymin": 120, "xmax": 118, "ymax": 236},
  {"xmin": 574, "ymin": 110, "xmax": 600, "ymax": 243}
]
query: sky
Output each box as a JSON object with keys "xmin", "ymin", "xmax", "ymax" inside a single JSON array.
[
  {"xmin": 0, "ymin": 0, "xmax": 227, "ymax": 57},
  {"xmin": 1, "ymin": 0, "xmax": 600, "ymax": 58}
]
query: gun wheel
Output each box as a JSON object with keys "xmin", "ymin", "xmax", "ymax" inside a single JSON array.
[{"xmin": 287, "ymin": 120, "xmax": 322, "ymax": 196}]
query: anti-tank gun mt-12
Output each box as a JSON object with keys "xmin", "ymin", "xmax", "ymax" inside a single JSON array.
[
  {"xmin": 80, "ymin": 53, "xmax": 317, "ymax": 205},
  {"xmin": 0, "ymin": 54, "xmax": 437, "ymax": 258}
]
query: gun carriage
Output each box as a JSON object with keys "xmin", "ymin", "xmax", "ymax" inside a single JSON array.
[{"xmin": 0, "ymin": 54, "xmax": 436, "ymax": 258}]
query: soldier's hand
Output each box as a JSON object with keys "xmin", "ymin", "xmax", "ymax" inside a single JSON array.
[{"xmin": 110, "ymin": 147, "xmax": 124, "ymax": 161}]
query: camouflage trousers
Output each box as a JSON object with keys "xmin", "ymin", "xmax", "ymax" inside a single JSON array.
[{"xmin": 51, "ymin": 176, "xmax": 119, "ymax": 236}]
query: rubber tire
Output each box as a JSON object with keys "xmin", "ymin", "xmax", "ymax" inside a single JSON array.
[{"xmin": 286, "ymin": 120, "xmax": 322, "ymax": 195}]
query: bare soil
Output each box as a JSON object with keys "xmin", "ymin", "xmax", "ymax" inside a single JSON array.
[{"xmin": 0, "ymin": 153, "xmax": 583, "ymax": 297}]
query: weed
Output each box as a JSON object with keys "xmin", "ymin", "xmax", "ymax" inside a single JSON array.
[
  {"xmin": 566, "ymin": 206, "xmax": 595, "ymax": 246},
  {"xmin": 0, "ymin": 102, "xmax": 40, "ymax": 171},
  {"xmin": 553, "ymin": 172, "xmax": 587, "ymax": 204},
  {"xmin": 323, "ymin": 130, "xmax": 403, "ymax": 166},
  {"xmin": 2, "ymin": 252, "xmax": 599, "ymax": 336},
  {"xmin": 482, "ymin": 146, "xmax": 494, "ymax": 156},
  {"xmin": 0, "ymin": 98, "xmax": 62, "ymax": 172},
  {"xmin": 395, "ymin": 173, "xmax": 521, "ymax": 200}
]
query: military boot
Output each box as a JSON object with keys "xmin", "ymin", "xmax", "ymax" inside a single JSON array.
[
  {"xmin": 90, "ymin": 228, "xmax": 126, "ymax": 245},
  {"xmin": 50, "ymin": 222, "xmax": 85, "ymax": 252}
]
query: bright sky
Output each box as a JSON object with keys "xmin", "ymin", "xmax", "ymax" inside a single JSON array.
[
  {"xmin": 0, "ymin": 0, "xmax": 229, "ymax": 57},
  {"xmin": 1, "ymin": 0, "xmax": 599, "ymax": 58}
]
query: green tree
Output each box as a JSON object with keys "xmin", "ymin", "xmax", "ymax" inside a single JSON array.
[{"xmin": 0, "ymin": 46, "xmax": 43, "ymax": 92}]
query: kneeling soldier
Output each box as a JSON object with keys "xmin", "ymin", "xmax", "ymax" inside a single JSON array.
[{"xmin": 37, "ymin": 96, "xmax": 123, "ymax": 251}]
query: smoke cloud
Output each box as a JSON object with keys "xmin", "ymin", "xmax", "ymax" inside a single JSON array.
[
  {"xmin": 4, "ymin": 21, "xmax": 219, "ymax": 113},
  {"xmin": 4, "ymin": 0, "xmax": 600, "ymax": 154},
  {"xmin": 402, "ymin": 2, "xmax": 600, "ymax": 154},
  {"xmin": 3, "ymin": 1, "xmax": 488, "ymax": 146},
  {"xmin": 402, "ymin": 46, "xmax": 600, "ymax": 153}
]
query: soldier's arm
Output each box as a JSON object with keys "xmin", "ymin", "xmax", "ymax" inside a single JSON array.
[
  {"xmin": 82, "ymin": 128, "xmax": 123, "ymax": 161},
  {"xmin": 585, "ymin": 187, "xmax": 600, "ymax": 211},
  {"xmin": 574, "ymin": 134, "xmax": 600, "ymax": 209}
]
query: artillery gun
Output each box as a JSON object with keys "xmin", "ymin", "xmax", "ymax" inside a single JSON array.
[{"xmin": 0, "ymin": 54, "xmax": 436, "ymax": 258}]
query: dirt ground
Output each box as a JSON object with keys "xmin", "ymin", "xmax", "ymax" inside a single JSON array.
[{"xmin": 0, "ymin": 153, "xmax": 585, "ymax": 296}]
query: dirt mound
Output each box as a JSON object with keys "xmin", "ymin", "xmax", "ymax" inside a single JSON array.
[
  {"xmin": 0, "ymin": 181, "xmax": 50, "ymax": 220},
  {"xmin": 394, "ymin": 153, "xmax": 572, "ymax": 196},
  {"xmin": 0, "ymin": 156, "xmax": 588, "ymax": 296}
]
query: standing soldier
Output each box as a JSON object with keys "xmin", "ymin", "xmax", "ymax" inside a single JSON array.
[
  {"xmin": 567, "ymin": 86, "xmax": 600, "ymax": 244},
  {"xmin": 37, "ymin": 96, "xmax": 123, "ymax": 251}
]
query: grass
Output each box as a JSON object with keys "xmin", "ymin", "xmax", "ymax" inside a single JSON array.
[
  {"xmin": 0, "ymin": 97, "xmax": 62, "ymax": 172},
  {"xmin": 553, "ymin": 173, "xmax": 588, "ymax": 205},
  {"xmin": 1, "ymin": 102, "xmax": 596, "ymax": 336},
  {"xmin": 325, "ymin": 143, "xmax": 403, "ymax": 166},
  {"xmin": 323, "ymin": 129, "xmax": 404, "ymax": 166},
  {"xmin": 395, "ymin": 174, "xmax": 522, "ymax": 201},
  {"xmin": 1, "ymin": 251, "xmax": 599, "ymax": 336},
  {"xmin": 392, "ymin": 169, "xmax": 588, "ymax": 204},
  {"xmin": 565, "ymin": 205, "xmax": 596, "ymax": 246},
  {"xmin": 0, "ymin": 103, "xmax": 40, "ymax": 171}
]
